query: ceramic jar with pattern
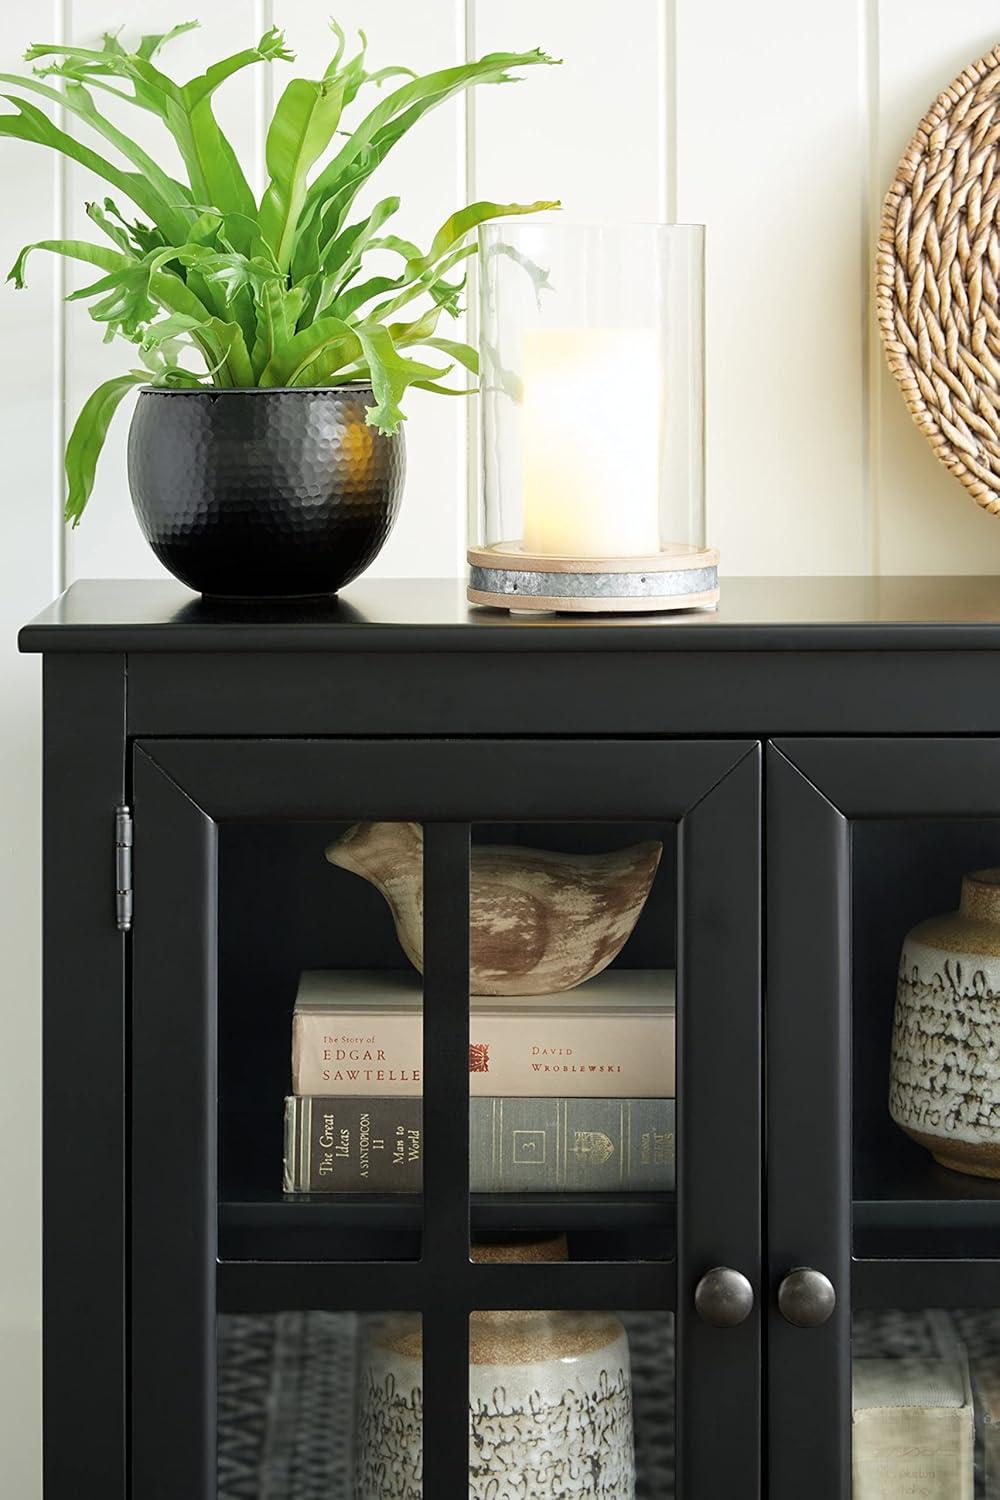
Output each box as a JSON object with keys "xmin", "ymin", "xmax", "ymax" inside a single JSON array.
[
  {"xmin": 889, "ymin": 868, "xmax": 1000, "ymax": 1178},
  {"xmin": 354, "ymin": 1235, "xmax": 636, "ymax": 1499}
]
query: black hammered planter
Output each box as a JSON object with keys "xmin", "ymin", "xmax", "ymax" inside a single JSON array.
[{"xmin": 127, "ymin": 385, "xmax": 405, "ymax": 598}]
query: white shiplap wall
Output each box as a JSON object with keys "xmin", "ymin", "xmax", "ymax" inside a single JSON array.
[{"xmin": 3, "ymin": 2, "xmax": 1000, "ymax": 1490}]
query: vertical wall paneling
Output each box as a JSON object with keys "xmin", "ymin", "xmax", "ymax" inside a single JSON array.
[
  {"xmin": 874, "ymin": 0, "xmax": 1000, "ymax": 574},
  {"xmin": 464, "ymin": 0, "xmax": 480, "ymax": 558},
  {"xmin": 675, "ymin": 0, "xmax": 869, "ymax": 575},
  {"xmin": 0, "ymin": 11, "xmax": 62, "ymax": 1496},
  {"xmin": 252, "ymin": 0, "xmax": 276, "ymax": 200},
  {"xmin": 472, "ymin": 1, "xmax": 665, "ymax": 221},
  {"xmin": 63, "ymin": 4, "xmax": 266, "ymax": 582},
  {"xmin": 862, "ymin": 0, "xmax": 882, "ymax": 577},
  {"xmin": 0, "ymin": 1, "xmax": 63, "ymax": 611},
  {"xmin": 273, "ymin": 1, "xmax": 468, "ymax": 578},
  {"xmin": 663, "ymin": 0, "xmax": 678, "ymax": 225}
]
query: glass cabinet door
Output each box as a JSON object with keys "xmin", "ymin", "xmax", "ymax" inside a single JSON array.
[
  {"xmin": 131, "ymin": 736, "xmax": 760, "ymax": 1499},
  {"xmin": 768, "ymin": 739, "xmax": 1000, "ymax": 1500}
]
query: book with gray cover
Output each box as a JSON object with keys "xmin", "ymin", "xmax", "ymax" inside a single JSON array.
[
  {"xmin": 283, "ymin": 1096, "xmax": 675, "ymax": 1192},
  {"xmin": 469, "ymin": 1096, "xmax": 674, "ymax": 1191}
]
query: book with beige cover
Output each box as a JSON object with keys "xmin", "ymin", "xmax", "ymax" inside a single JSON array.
[
  {"xmin": 852, "ymin": 1356, "xmax": 974, "ymax": 1500},
  {"xmin": 291, "ymin": 969, "xmax": 676, "ymax": 1098}
]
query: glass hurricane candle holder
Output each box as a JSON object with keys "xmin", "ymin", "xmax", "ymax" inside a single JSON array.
[{"xmin": 470, "ymin": 221, "xmax": 714, "ymax": 613}]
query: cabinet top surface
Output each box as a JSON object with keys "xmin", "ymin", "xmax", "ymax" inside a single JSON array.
[{"xmin": 20, "ymin": 575, "xmax": 1000, "ymax": 652}]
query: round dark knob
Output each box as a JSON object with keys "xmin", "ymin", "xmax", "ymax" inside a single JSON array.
[
  {"xmin": 694, "ymin": 1266, "xmax": 754, "ymax": 1328},
  {"xmin": 778, "ymin": 1267, "xmax": 836, "ymax": 1328}
]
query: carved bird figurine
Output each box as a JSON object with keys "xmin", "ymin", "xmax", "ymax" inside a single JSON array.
[{"xmin": 325, "ymin": 821, "xmax": 662, "ymax": 996}]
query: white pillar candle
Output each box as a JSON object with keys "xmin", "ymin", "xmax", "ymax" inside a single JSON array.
[{"xmin": 521, "ymin": 327, "xmax": 661, "ymax": 558}]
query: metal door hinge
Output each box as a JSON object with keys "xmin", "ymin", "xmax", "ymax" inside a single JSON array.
[{"xmin": 115, "ymin": 805, "xmax": 133, "ymax": 933}]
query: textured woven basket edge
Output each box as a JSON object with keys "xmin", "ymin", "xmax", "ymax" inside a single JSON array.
[{"xmin": 875, "ymin": 43, "xmax": 1000, "ymax": 516}]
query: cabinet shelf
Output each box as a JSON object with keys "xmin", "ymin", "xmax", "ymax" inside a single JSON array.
[
  {"xmin": 218, "ymin": 1189, "xmax": 676, "ymax": 1263},
  {"xmin": 853, "ymin": 1257, "xmax": 1000, "ymax": 1309},
  {"xmin": 854, "ymin": 1139, "xmax": 1000, "ymax": 1259}
]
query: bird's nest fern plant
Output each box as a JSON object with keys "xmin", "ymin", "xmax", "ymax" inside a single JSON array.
[{"xmin": 1, "ymin": 20, "xmax": 559, "ymax": 521}]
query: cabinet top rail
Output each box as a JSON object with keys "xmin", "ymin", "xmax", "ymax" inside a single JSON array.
[{"xmin": 19, "ymin": 576, "xmax": 1000, "ymax": 654}]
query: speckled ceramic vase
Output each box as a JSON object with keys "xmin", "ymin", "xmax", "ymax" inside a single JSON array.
[
  {"xmin": 127, "ymin": 385, "xmax": 404, "ymax": 599},
  {"xmin": 355, "ymin": 1236, "xmax": 636, "ymax": 1499},
  {"xmin": 890, "ymin": 868, "xmax": 1000, "ymax": 1178}
]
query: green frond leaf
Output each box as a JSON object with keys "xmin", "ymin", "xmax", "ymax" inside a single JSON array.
[
  {"xmin": 139, "ymin": 315, "xmax": 238, "ymax": 383},
  {"xmin": 0, "ymin": 72, "xmax": 193, "ymax": 233},
  {"xmin": 298, "ymin": 50, "xmax": 560, "ymax": 239},
  {"xmin": 409, "ymin": 379, "xmax": 474, "ymax": 396},
  {"xmin": 85, "ymin": 200, "xmax": 141, "ymax": 254},
  {"xmin": 181, "ymin": 29, "xmax": 294, "ymax": 109},
  {"xmin": 147, "ymin": 265, "xmax": 254, "ymax": 385},
  {"xmin": 325, "ymin": 20, "xmax": 348, "ymax": 78},
  {"xmin": 256, "ymin": 26, "xmax": 295, "ymax": 65},
  {"xmin": 144, "ymin": 364, "xmax": 205, "ymax": 389},
  {"xmin": 423, "ymin": 199, "xmax": 558, "ymax": 270},
  {"xmin": 365, "ymin": 66, "xmax": 417, "ymax": 89},
  {"xmin": 7, "ymin": 236, "xmax": 132, "ymax": 289},
  {"xmin": 327, "ymin": 274, "xmax": 405, "ymax": 321},
  {"xmin": 309, "ymin": 195, "xmax": 400, "ymax": 315},
  {"xmin": 385, "ymin": 304, "xmax": 443, "ymax": 345},
  {"xmin": 258, "ymin": 314, "xmax": 360, "ymax": 387},
  {"xmin": 354, "ymin": 322, "xmax": 451, "ymax": 433},
  {"xmin": 25, "ymin": 41, "xmax": 127, "ymax": 67},
  {"xmin": 66, "ymin": 261, "xmax": 158, "ymax": 339},
  {"xmin": 139, "ymin": 311, "xmax": 204, "ymax": 346},
  {"xmin": 27, "ymin": 39, "xmax": 270, "ymax": 225},
  {"xmin": 64, "ymin": 372, "xmax": 146, "ymax": 524},
  {"xmin": 367, "ymin": 240, "xmax": 477, "ymax": 323},
  {"xmin": 0, "ymin": 93, "xmax": 189, "ymax": 236},
  {"xmin": 136, "ymin": 22, "xmax": 200, "ymax": 61},
  {"xmin": 409, "ymin": 336, "xmax": 479, "ymax": 375},
  {"xmin": 96, "ymin": 199, "xmax": 164, "ymax": 256},
  {"xmin": 258, "ymin": 76, "xmax": 346, "ymax": 272},
  {"xmin": 321, "ymin": 196, "xmax": 400, "ymax": 272},
  {"xmin": 251, "ymin": 280, "xmax": 309, "ymax": 378}
]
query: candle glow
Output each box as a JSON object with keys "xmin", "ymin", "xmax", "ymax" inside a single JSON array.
[{"xmin": 521, "ymin": 327, "xmax": 661, "ymax": 558}]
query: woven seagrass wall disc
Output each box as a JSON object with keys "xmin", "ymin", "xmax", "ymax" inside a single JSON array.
[{"xmin": 877, "ymin": 44, "xmax": 1000, "ymax": 515}]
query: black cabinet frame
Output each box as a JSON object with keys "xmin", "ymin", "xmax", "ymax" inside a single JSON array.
[
  {"xmin": 92, "ymin": 732, "xmax": 761, "ymax": 1500},
  {"xmin": 768, "ymin": 737, "xmax": 1000, "ymax": 1500},
  {"xmin": 32, "ymin": 579, "xmax": 1000, "ymax": 1500}
]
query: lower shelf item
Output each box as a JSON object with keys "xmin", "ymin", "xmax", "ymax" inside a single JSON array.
[
  {"xmin": 852, "ymin": 1307, "xmax": 1000, "ymax": 1500},
  {"xmin": 852, "ymin": 1356, "xmax": 974, "ymax": 1500},
  {"xmin": 359, "ymin": 1239, "xmax": 635, "ymax": 1500},
  {"xmin": 217, "ymin": 1306, "xmax": 675, "ymax": 1500}
]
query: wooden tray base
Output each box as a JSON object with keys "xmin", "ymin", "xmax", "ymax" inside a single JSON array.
[{"xmin": 467, "ymin": 542, "xmax": 720, "ymax": 614}]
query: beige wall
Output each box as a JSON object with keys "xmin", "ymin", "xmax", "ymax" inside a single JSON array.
[{"xmin": 3, "ymin": 2, "xmax": 1000, "ymax": 1491}]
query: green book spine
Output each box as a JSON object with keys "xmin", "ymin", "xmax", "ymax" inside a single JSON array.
[
  {"xmin": 283, "ymin": 1097, "xmax": 423, "ymax": 1192},
  {"xmin": 469, "ymin": 1097, "xmax": 675, "ymax": 1191},
  {"xmin": 283, "ymin": 1096, "xmax": 675, "ymax": 1192}
]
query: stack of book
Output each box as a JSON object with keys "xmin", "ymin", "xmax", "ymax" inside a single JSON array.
[{"xmin": 282, "ymin": 968, "xmax": 676, "ymax": 1194}]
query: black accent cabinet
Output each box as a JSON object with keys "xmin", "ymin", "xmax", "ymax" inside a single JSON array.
[{"xmin": 22, "ymin": 576, "xmax": 1000, "ymax": 1500}]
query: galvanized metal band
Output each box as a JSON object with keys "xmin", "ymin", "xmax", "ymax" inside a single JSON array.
[{"xmin": 468, "ymin": 563, "xmax": 719, "ymax": 600}]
